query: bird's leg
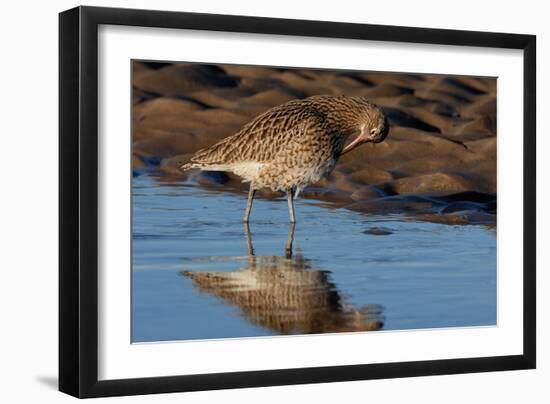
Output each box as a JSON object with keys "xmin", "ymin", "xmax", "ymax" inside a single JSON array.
[
  {"xmin": 285, "ymin": 222, "xmax": 296, "ymax": 258},
  {"xmin": 287, "ymin": 187, "xmax": 296, "ymax": 223},
  {"xmin": 243, "ymin": 222, "xmax": 255, "ymax": 256},
  {"xmin": 243, "ymin": 185, "xmax": 256, "ymax": 223}
]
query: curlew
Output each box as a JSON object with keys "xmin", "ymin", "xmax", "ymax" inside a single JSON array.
[{"xmin": 181, "ymin": 94, "xmax": 389, "ymax": 222}]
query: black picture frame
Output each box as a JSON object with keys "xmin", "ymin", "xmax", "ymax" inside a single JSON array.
[{"xmin": 59, "ymin": 5, "xmax": 536, "ymax": 398}]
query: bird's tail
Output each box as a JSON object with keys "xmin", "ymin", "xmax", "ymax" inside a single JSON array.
[{"xmin": 180, "ymin": 162, "xmax": 195, "ymax": 171}]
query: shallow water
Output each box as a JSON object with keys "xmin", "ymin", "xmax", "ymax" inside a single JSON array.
[{"xmin": 132, "ymin": 175, "xmax": 496, "ymax": 342}]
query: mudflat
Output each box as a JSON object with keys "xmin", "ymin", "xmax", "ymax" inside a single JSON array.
[{"xmin": 132, "ymin": 62, "xmax": 496, "ymax": 225}]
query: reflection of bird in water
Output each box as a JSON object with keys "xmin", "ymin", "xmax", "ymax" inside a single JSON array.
[
  {"xmin": 181, "ymin": 95, "xmax": 389, "ymax": 222},
  {"xmin": 182, "ymin": 224, "xmax": 384, "ymax": 335}
]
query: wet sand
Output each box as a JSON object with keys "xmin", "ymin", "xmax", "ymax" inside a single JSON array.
[{"xmin": 132, "ymin": 62, "xmax": 496, "ymax": 225}]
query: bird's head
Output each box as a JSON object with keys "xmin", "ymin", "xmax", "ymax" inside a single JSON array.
[{"xmin": 341, "ymin": 98, "xmax": 389, "ymax": 155}]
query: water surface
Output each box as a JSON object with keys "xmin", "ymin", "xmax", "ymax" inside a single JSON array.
[{"xmin": 132, "ymin": 175, "xmax": 496, "ymax": 342}]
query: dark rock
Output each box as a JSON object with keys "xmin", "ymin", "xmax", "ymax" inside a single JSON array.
[{"xmin": 363, "ymin": 227, "xmax": 394, "ymax": 236}]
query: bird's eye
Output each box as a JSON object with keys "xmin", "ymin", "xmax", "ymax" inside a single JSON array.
[{"xmin": 370, "ymin": 128, "xmax": 377, "ymax": 136}]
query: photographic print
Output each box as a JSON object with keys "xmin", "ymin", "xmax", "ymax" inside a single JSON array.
[{"xmin": 131, "ymin": 61, "xmax": 497, "ymax": 343}]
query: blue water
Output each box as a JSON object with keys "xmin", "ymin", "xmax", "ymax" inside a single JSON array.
[{"xmin": 132, "ymin": 175, "xmax": 496, "ymax": 342}]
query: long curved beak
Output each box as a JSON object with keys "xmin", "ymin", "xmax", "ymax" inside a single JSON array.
[{"xmin": 342, "ymin": 133, "xmax": 366, "ymax": 155}]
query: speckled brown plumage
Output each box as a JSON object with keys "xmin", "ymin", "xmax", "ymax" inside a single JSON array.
[
  {"xmin": 183, "ymin": 95, "xmax": 388, "ymax": 192},
  {"xmin": 181, "ymin": 94, "xmax": 389, "ymax": 222}
]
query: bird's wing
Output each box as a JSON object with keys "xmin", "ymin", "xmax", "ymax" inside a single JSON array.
[{"xmin": 188, "ymin": 111, "xmax": 326, "ymax": 166}]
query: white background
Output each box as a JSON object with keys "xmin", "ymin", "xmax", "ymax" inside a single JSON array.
[{"xmin": 0, "ymin": 0, "xmax": 547, "ymax": 403}]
